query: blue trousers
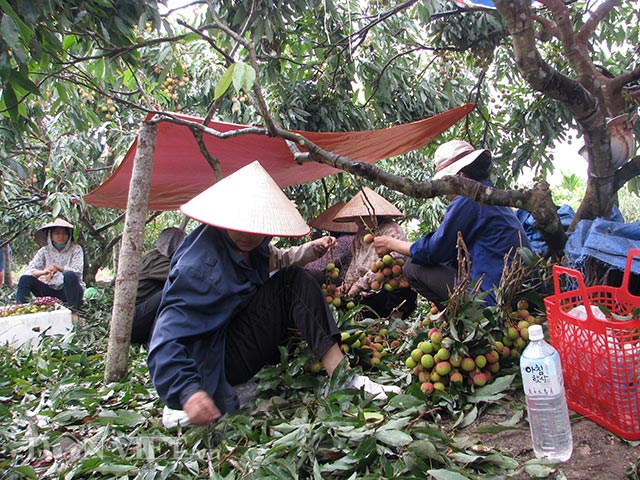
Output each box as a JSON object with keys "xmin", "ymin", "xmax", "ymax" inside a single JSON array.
[{"xmin": 16, "ymin": 271, "xmax": 84, "ymax": 311}]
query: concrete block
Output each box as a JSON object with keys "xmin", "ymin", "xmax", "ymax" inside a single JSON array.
[{"xmin": 0, "ymin": 308, "xmax": 73, "ymax": 348}]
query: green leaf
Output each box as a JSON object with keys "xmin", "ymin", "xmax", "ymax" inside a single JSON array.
[
  {"xmin": 9, "ymin": 70, "xmax": 40, "ymax": 96},
  {"xmin": 13, "ymin": 465, "xmax": 37, "ymax": 479},
  {"xmin": 427, "ymin": 469, "xmax": 472, "ymax": 480},
  {"xmin": 453, "ymin": 406, "xmax": 478, "ymax": 428},
  {"xmin": 407, "ymin": 439, "xmax": 447, "ymax": 463},
  {"xmin": 62, "ymin": 34, "xmax": 77, "ymax": 50},
  {"xmin": 0, "ymin": 14, "xmax": 21, "ymax": 50},
  {"xmin": 523, "ymin": 458, "xmax": 561, "ymax": 476},
  {"xmin": 96, "ymin": 409, "xmax": 146, "ymax": 427},
  {"xmin": 0, "ymin": 0, "xmax": 33, "ymax": 44},
  {"xmin": 214, "ymin": 63, "xmax": 236, "ymax": 100},
  {"xmin": 467, "ymin": 374, "xmax": 516, "ymax": 403},
  {"xmin": 375, "ymin": 429, "xmax": 412, "ymax": 447},
  {"xmin": 232, "ymin": 61, "xmax": 256, "ymax": 93}
]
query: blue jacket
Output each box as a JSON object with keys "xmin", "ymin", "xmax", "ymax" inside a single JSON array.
[
  {"xmin": 147, "ymin": 224, "xmax": 271, "ymax": 413},
  {"xmin": 409, "ymin": 181, "xmax": 531, "ymax": 304}
]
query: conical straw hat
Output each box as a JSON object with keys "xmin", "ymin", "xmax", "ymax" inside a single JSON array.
[
  {"xmin": 180, "ymin": 161, "xmax": 310, "ymax": 237},
  {"xmin": 333, "ymin": 187, "xmax": 402, "ymax": 222},
  {"xmin": 309, "ymin": 201, "xmax": 358, "ymax": 233},
  {"xmin": 35, "ymin": 218, "xmax": 75, "ymax": 246}
]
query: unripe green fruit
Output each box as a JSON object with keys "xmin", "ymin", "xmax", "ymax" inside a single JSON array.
[
  {"xmin": 420, "ymin": 353, "xmax": 435, "ymax": 370},
  {"xmin": 411, "ymin": 348, "xmax": 423, "ymax": 363},
  {"xmin": 436, "ymin": 347, "xmax": 450, "ymax": 361},
  {"xmin": 420, "ymin": 341, "xmax": 434, "ymax": 354}
]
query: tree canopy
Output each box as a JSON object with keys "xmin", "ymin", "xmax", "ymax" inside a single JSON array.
[{"xmin": 1, "ymin": 0, "xmax": 639, "ymax": 273}]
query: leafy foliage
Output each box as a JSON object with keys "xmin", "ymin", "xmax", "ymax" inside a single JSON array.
[{"xmin": 0, "ymin": 274, "xmax": 589, "ymax": 479}]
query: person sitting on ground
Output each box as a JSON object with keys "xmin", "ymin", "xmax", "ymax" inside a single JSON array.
[
  {"xmin": 131, "ymin": 227, "xmax": 186, "ymax": 345},
  {"xmin": 304, "ymin": 201, "xmax": 357, "ymax": 286},
  {"xmin": 16, "ymin": 218, "xmax": 85, "ymax": 313},
  {"xmin": 147, "ymin": 161, "xmax": 401, "ymax": 429},
  {"xmin": 374, "ymin": 140, "xmax": 532, "ymax": 309},
  {"xmin": 332, "ymin": 187, "xmax": 417, "ymax": 319},
  {"xmin": 132, "ymin": 226, "xmax": 337, "ymax": 346}
]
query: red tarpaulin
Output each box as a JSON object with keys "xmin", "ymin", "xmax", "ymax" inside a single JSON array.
[{"xmin": 83, "ymin": 103, "xmax": 474, "ymax": 210}]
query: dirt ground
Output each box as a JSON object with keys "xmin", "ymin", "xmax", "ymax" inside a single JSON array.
[{"xmin": 463, "ymin": 402, "xmax": 640, "ymax": 479}]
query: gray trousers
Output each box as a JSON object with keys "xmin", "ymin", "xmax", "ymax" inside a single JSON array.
[{"xmin": 402, "ymin": 258, "xmax": 456, "ymax": 310}]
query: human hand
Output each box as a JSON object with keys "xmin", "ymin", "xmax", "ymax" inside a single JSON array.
[
  {"xmin": 312, "ymin": 236, "xmax": 336, "ymax": 256},
  {"xmin": 183, "ymin": 391, "xmax": 221, "ymax": 425},
  {"xmin": 373, "ymin": 236, "xmax": 392, "ymax": 256}
]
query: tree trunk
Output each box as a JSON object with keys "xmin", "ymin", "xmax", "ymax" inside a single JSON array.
[
  {"xmin": 104, "ymin": 121, "xmax": 157, "ymax": 383},
  {"xmin": 2, "ymin": 246, "xmax": 11, "ymax": 287}
]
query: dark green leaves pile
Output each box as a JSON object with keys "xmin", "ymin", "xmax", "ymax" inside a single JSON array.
[{"xmin": 0, "ymin": 285, "xmax": 561, "ymax": 479}]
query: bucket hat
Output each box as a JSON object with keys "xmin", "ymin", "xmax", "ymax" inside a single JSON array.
[
  {"xmin": 432, "ymin": 140, "xmax": 491, "ymax": 180},
  {"xmin": 180, "ymin": 161, "xmax": 310, "ymax": 237},
  {"xmin": 309, "ymin": 201, "xmax": 358, "ymax": 233},
  {"xmin": 35, "ymin": 218, "xmax": 74, "ymax": 246},
  {"xmin": 332, "ymin": 187, "xmax": 402, "ymax": 222}
]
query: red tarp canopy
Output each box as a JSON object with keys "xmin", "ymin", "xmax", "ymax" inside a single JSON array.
[{"xmin": 83, "ymin": 103, "xmax": 473, "ymax": 210}]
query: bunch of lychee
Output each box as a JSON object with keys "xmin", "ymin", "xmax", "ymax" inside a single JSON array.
[
  {"xmin": 321, "ymin": 263, "xmax": 356, "ymax": 309},
  {"xmin": 339, "ymin": 327, "xmax": 392, "ymax": 369},
  {"xmin": 405, "ymin": 327, "xmax": 504, "ymax": 395},
  {"xmin": 501, "ymin": 299, "xmax": 546, "ymax": 360},
  {"xmin": 363, "ymin": 234, "xmax": 409, "ymax": 292}
]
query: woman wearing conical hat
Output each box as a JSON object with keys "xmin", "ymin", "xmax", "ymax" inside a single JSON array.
[
  {"xmin": 304, "ymin": 201, "xmax": 357, "ymax": 286},
  {"xmin": 15, "ymin": 218, "xmax": 85, "ymax": 312},
  {"xmin": 333, "ymin": 187, "xmax": 417, "ymax": 320},
  {"xmin": 147, "ymin": 162, "xmax": 401, "ymax": 429}
]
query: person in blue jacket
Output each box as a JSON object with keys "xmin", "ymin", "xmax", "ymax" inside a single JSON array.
[
  {"xmin": 373, "ymin": 140, "xmax": 531, "ymax": 308},
  {"xmin": 147, "ymin": 161, "xmax": 400, "ymax": 429}
]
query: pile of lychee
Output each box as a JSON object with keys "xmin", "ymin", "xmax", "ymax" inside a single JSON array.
[
  {"xmin": 406, "ymin": 299, "xmax": 546, "ymax": 395},
  {"xmin": 404, "ymin": 326, "xmax": 503, "ymax": 395}
]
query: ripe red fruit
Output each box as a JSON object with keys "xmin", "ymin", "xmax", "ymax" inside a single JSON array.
[
  {"xmin": 391, "ymin": 264, "xmax": 402, "ymax": 277},
  {"xmin": 420, "ymin": 381, "xmax": 435, "ymax": 394},
  {"xmin": 473, "ymin": 372, "xmax": 488, "ymax": 387},
  {"xmin": 461, "ymin": 357, "xmax": 476, "ymax": 372},
  {"xmin": 363, "ymin": 233, "xmax": 375, "ymax": 244}
]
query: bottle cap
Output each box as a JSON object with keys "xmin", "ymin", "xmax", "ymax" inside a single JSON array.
[{"xmin": 528, "ymin": 324, "xmax": 544, "ymax": 341}]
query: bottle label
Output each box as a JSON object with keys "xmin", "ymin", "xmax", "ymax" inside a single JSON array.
[{"xmin": 521, "ymin": 359, "xmax": 563, "ymax": 396}]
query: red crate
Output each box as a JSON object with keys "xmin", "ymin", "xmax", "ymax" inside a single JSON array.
[{"xmin": 544, "ymin": 249, "xmax": 640, "ymax": 440}]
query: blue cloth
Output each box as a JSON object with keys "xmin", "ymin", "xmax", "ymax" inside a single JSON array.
[
  {"xmin": 147, "ymin": 224, "xmax": 271, "ymax": 412},
  {"xmin": 409, "ymin": 181, "xmax": 531, "ymax": 303},
  {"xmin": 564, "ymin": 218, "xmax": 640, "ymax": 275},
  {"xmin": 516, "ymin": 204, "xmax": 576, "ymax": 256}
]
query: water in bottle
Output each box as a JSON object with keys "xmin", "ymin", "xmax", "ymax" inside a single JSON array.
[{"xmin": 520, "ymin": 324, "xmax": 573, "ymax": 461}]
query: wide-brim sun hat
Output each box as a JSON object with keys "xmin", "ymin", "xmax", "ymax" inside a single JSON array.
[
  {"xmin": 180, "ymin": 161, "xmax": 310, "ymax": 237},
  {"xmin": 35, "ymin": 218, "xmax": 75, "ymax": 247},
  {"xmin": 309, "ymin": 201, "xmax": 358, "ymax": 233},
  {"xmin": 432, "ymin": 140, "xmax": 491, "ymax": 180},
  {"xmin": 332, "ymin": 187, "xmax": 402, "ymax": 222}
]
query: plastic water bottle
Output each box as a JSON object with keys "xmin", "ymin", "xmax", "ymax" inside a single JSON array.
[{"xmin": 520, "ymin": 324, "xmax": 573, "ymax": 461}]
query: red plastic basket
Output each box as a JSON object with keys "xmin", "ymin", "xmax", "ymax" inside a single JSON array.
[{"xmin": 544, "ymin": 249, "xmax": 640, "ymax": 440}]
